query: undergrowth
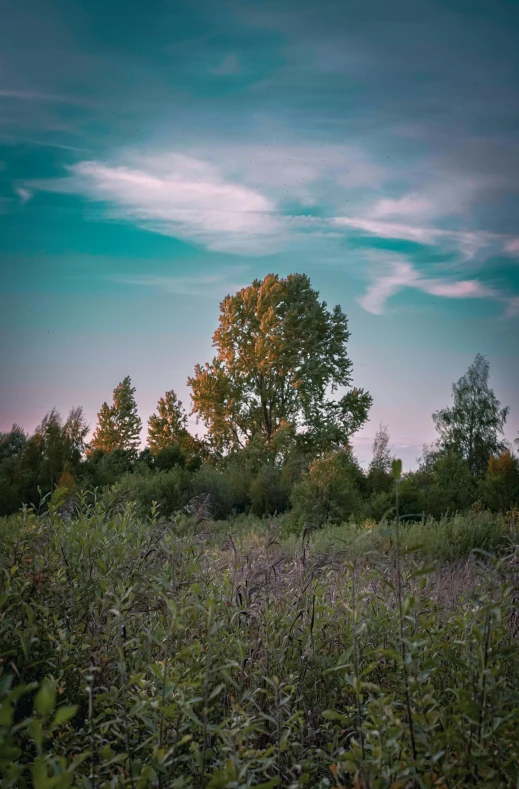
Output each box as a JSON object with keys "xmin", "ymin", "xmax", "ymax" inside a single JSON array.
[{"xmin": 1, "ymin": 488, "xmax": 519, "ymax": 788}]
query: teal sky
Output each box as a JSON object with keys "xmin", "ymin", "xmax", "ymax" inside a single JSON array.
[{"xmin": 1, "ymin": 0, "xmax": 518, "ymax": 468}]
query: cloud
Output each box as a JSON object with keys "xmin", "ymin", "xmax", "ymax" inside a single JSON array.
[
  {"xmin": 371, "ymin": 193, "xmax": 436, "ymax": 221},
  {"xmin": 30, "ymin": 153, "xmax": 286, "ymax": 254},
  {"xmin": 0, "ymin": 88, "xmax": 92, "ymax": 106},
  {"xmin": 211, "ymin": 54, "xmax": 241, "ymax": 75},
  {"xmin": 333, "ymin": 215, "xmax": 497, "ymax": 257},
  {"xmin": 15, "ymin": 186, "xmax": 33, "ymax": 204},
  {"xmin": 357, "ymin": 257, "xmax": 515, "ymax": 316},
  {"xmin": 185, "ymin": 142, "xmax": 388, "ymax": 205},
  {"xmin": 26, "ymin": 144, "xmax": 387, "ymax": 253},
  {"xmin": 504, "ymin": 297, "xmax": 519, "ymax": 318},
  {"xmin": 111, "ymin": 269, "xmax": 249, "ymax": 299}
]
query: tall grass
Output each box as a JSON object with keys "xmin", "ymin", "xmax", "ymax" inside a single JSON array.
[{"xmin": 1, "ymin": 489, "xmax": 519, "ymax": 788}]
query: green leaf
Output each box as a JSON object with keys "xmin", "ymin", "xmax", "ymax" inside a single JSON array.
[
  {"xmin": 51, "ymin": 705, "xmax": 78, "ymax": 729},
  {"xmin": 408, "ymin": 566, "xmax": 435, "ymax": 579},
  {"xmin": 209, "ymin": 683, "xmax": 225, "ymax": 701},
  {"xmin": 28, "ymin": 719, "xmax": 43, "ymax": 752},
  {"xmin": 322, "ymin": 709, "xmax": 346, "ymax": 721},
  {"xmin": 31, "ymin": 757, "xmax": 48, "ymax": 789},
  {"xmin": 392, "ymin": 458, "xmax": 402, "ymax": 480},
  {"xmin": 34, "ymin": 680, "xmax": 56, "ymax": 717},
  {"xmin": 0, "ymin": 702, "xmax": 13, "ymax": 727}
]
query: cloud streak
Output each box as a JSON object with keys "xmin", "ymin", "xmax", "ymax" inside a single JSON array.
[
  {"xmin": 15, "ymin": 186, "xmax": 33, "ymax": 204},
  {"xmin": 211, "ymin": 54, "xmax": 241, "ymax": 75},
  {"xmin": 111, "ymin": 269, "xmax": 249, "ymax": 299},
  {"xmin": 358, "ymin": 258, "xmax": 515, "ymax": 316},
  {"xmin": 26, "ymin": 145, "xmax": 519, "ymax": 315},
  {"xmin": 333, "ymin": 215, "xmax": 512, "ymax": 260},
  {"xmin": 31, "ymin": 154, "xmax": 286, "ymax": 254}
]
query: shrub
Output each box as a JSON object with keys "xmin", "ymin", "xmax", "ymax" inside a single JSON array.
[
  {"xmin": 192, "ymin": 464, "xmax": 233, "ymax": 519},
  {"xmin": 480, "ymin": 450, "xmax": 519, "ymax": 512},
  {"xmin": 155, "ymin": 443, "xmax": 185, "ymax": 471},
  {"xmin": 290, "ymin": 448, "xmax": 365, "ymax": 529},
  {"xmin": 115, "ymin": 466, "xmax": 192, "ymax": 519},
  {"xmin": 78, "ymin": 448, "xmax": 135, "ymax": 488},
  {"xmin": 249, "ymin": 464, "xmax": 290, "ymax": 516}
]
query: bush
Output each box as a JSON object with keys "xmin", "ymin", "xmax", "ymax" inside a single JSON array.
[
  {"xmin": 480, "ymin": 451, "xmax": 519, "ymax": 512},
  {"xmin": 79, "ymin": 448, "xmax": 135, "ymax": 488},
  {"xmin": 290, "ymin": 449, "xmax": 365, "ymax": 529},
  {"xmin": 249, "ymin": 465, "xmax": 290, "ymax": 516},
  {"xmin": 192, "ymin": 464, "xmax": 233, "ymax": 519},
  {"xmin": 114, "ymin": 466, "xmax": 192, "ymax": 519},
  {"xmin": 399, "ymin": 510, "xmax": 508, "ymax": 562},
  {"xmin": 425, "ymin": 452, "xmax": 478, "ymax": 517},
  {"xmin": 155, "ymin": 444, "xmax": 185, "ymax": 471}
]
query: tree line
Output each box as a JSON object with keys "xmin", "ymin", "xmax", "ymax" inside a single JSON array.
[{"xmin": 1, "ymin": 272, "xmax": 518, "ymax": 522}]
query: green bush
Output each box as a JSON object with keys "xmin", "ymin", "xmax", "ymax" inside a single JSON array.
[
  {"xmin": 113, "ymin": 466, "xmax": 192, "ymax": 518},
  {"xmin": 479, "ymin": 451, "xmax": 519, "ymax": 512},
  {"xmin": 290, "ymin": 448, "xmax": 365, "ymax": 529},
  {"xmin": 154, "ymin": 443, "xmax": 185, "ymax": 471},
  {"xmin": 192, "ymin": 463, "xmax": 234, "ymax": 519},
  {"xmin": 249, "ymin": 465, "xmax": 289, "ymax": 516}
]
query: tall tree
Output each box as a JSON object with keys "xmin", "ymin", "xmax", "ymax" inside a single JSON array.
[
  {"xmin": 64, "ymin": 406, "xmax": 89, "ymax": 458},
  {"xmin": 189, "ymin": 273, "xmax": 371, "ymax": 455},
  {"xmin": 89, "ymin": 376, "xmax": 142, "ymax": 456},
  {"xmin": 433, "ymin": 354, "xmax": 509, "ymax": 476},
  {"xmin": 89, "ymin": 402, "xmax": 118, "ymax": 454},
  {"xmin": 367, "ymin": 423, "xmax": 393, "ymax": 494},
  {"xmin": 33, "ymin": 409, "xmax": 70, "ymax": 489},
  {"xmin": 369, "ymin": 423, "xmax": 392, "ymax": 473},
  {"xmin": 112, "ymin": 376, "xmax": 142, "ymax": 455},
  {"xmin": 147, "ymin": 390, "xmax": 189, "ymax": 453}
]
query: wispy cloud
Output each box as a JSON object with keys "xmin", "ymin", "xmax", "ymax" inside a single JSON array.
[
  {"xmin": 334, "ymin": 216, "xmax": 497, "ymax": 259},
  {"xmin": 25, "ymin": 144, "xmax": 389, "ymax": 252},
  {"xmin": 30, "ymin": 154, "xmax": 285, "ymax": 254},
  {"xmin": 25, "ymin": 146, "xmax": 519, "ymax": 315},
  {"xmin": 111, "ymin": 269, "xmax": 249, "ymax": 299},
  {"xmin": 194, "ymin": 142, "xmax": 388, "ymax": 201},
  {"xmin": 0, "ymin": 88, "xmax": 90, "ymax": 105},
  {"xmin": 504, "ymin": 297, "xmax": 519, "ymax": 318},
  {"xmin": 211, "ymin": 54, "xmax": 241, "ymax": 75},
  {"xmin": 15, "ymin": 186, "xmax": 33, "ymax": 205},
  {"xmin": 358, "ymin": 257, "xmax": 515, "ymax": 316}
]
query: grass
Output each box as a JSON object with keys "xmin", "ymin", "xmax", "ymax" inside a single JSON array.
[{"xmin": 1, "ymin": 489, "xmax": 519, "ymax": 788}]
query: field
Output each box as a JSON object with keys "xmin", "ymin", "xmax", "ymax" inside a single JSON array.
[{"xmin": 1, "ymin": 490, "xmax": 519, "ymax": 788}]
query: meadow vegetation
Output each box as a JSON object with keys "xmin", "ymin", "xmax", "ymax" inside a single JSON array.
[
  {"xmin": 1, "ymin": 489, "xmax": 519, "ymax": 788},
  {"xmin": 2, "ymin": 272, "xmax": 519, "ymax": 786}
]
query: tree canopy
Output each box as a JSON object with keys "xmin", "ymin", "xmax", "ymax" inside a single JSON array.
[
  {"xmin": 188, "ymin": 273, "xmax": 372, "ymax": 455},
  {"xmin": 433, "ymin": 354, "xmax": 509, "ymax": 475},
  {"xmin": 89, "ymin": 376, "xmax": 142, "ymax": 456},
  {"xmin": 147, "ymin": 390, "xmax": 189, "ymax": 454}
]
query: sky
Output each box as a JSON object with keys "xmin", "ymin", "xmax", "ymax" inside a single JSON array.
[{"xmin": 1, "ymin": 0, "xmax": 518, "ymax": 469}]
